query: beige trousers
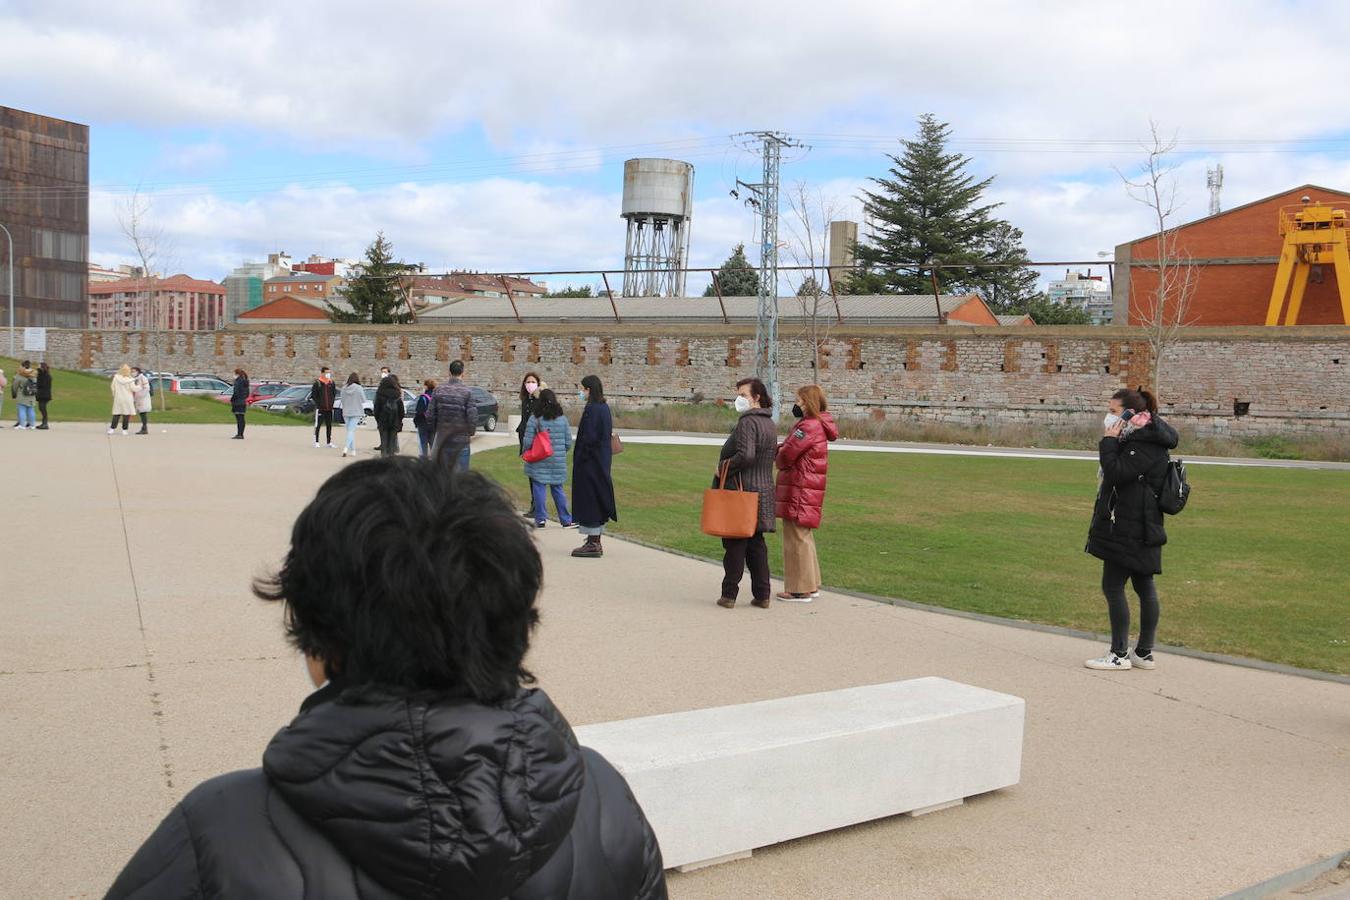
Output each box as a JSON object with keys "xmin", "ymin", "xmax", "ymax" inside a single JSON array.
[{"xmin": 781, "ymin": 519, "xmax": 821, "ymax": 594}]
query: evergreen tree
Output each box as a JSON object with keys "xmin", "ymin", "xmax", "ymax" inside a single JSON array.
[
  {"xmin": 976, "ymin": 222, "xmax": 1041, "ymax": 312},
  {"xmin": 328, "ymin": 232, "xmax": 417, "ymax": 324},
  {"xmin": 1014, "ymin": 293, "xmax": 1093, "ymax": 325},
  {"xmin": 703, "ymin": 243, "xmax": 761, "ymax": 296},
  {"xmin": 796, "ymin": 276, "xmax": 823, "ymax": 297},
  {"xmin": 544, "ymin": 284, "xmax": 594, "ymax": 298},
  {"xmin": 850, "ymin": 114, "xmax": 1003, "ymax": 295}
]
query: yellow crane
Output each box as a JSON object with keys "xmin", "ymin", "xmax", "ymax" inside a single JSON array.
[{"xmin": 1265, "ymin": 196, "xmax": 1350, "ymax": 325}]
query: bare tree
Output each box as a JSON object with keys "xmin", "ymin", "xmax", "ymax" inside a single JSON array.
[
  {"xmin": 1118, "ymin": 123, "xmax": 1200, "ymax": 398},
  {"xmin": 784, "ymin": 182, "xmax": 844, "ymax": 374},
  {"xmin": 117, "ymin": 189, "xmax": 173, "ymax": 410}
]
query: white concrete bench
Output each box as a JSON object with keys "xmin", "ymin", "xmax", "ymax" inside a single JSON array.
[{"xmin": 573, "ymin": 677, "xmax": 1025, "ymax": 871}]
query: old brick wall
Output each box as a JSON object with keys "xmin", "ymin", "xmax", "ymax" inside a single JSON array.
[{"xmin": 40, "ymin": 324, "xmax": 1350, "ymax": 437}]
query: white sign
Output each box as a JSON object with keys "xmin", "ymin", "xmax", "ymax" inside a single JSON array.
[{"xmin": 22, "ymin": 327, "xmax": 47, "ymax": 352}]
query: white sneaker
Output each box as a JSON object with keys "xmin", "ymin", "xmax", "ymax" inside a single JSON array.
[
  {"xmin": 810, "ymin": 589, "xmax": 822, "ymax": 598},
  {"xmin": 314, "ymin": 441, "xmax": 321, "ymax": 448},
  {"xmin": 121, "ymin": 429, "xmax": 129, "ymax": 436},
  {"xmin": 776, "ymin": 592, "xmax": 813, "ymax": 603},
  {"xmin": 107, "ymin": 427, "xmax": 115, "ymax": 435},
  {"xmin": 1129, "ymin": 649, "xmax": 1156, "ymax": 670},
  {"xmin": 1085, "ymin": 650, "xmax": 1132, "ymax": 671},
  {"xmin": 326, "ymin": 443, "xmax": 335, "ymax": 449}
]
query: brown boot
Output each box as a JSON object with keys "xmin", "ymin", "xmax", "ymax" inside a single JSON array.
[
  {"xmin": 571, "ymin": 537, "xmax": 603, "ymax": 558},
  {"xmin": 750, "ymin": 597, "xmax": 772, "ymax": 609},
  {"xmin": 716, "ymin": 597, "xmax": 736, "ymax": 609}
]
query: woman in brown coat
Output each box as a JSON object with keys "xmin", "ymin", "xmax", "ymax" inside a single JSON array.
[{"xmin": 716, "ymin": 377, "xmax": 779, "ymax": 609}]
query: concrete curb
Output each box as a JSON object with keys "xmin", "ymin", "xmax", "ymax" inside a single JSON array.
[
  {"xmin": 599, "ymin": 531, "xmax": 1350, "ymax": 687},
  {"xmin": 1220, "ymin": 849, "xmax": 1350, "ymax": 899}
]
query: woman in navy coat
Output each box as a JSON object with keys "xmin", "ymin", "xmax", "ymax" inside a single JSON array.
[{"xmin": 570, "ymin": 375, "xmax": 615, "ymax": 558}]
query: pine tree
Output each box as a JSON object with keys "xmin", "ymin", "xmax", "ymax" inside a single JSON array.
[
  {"xmin": 1016, "ymin": 293, "xmax": 1093, "ymax": 325},
  {"xmin": 544, "ymin": 284, "xmax": 594, "ymax": 298},
  {"xmin": 977, "ymin": 222, "xmax": 1041, "ymax": 312},
  {"xmin": 850, "ymin": 114, "xmax": 1003, "ymax": 295},
  {"xmin": 703, "ymin": 243, "xmax": 761, "ymax": 296},
  {"xmin": 328, "ymin": 232, "xmax": 417, "ymax": 324},
  {"xmin": 796, "ymin": 276, "xmax": 822, "ymax": 297}
]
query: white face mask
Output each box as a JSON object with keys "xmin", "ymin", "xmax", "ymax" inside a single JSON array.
[
  {"xmin": 1103, "ymin": 412, "xmax": 1122, "ymax": 430},
  {"xmin": 733, "ymin": 395, "xmax": 753, "ymax": 413}
]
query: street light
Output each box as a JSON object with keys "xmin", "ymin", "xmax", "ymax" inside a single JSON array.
[{"xmin": 0, "ymin": 222, "xmax": 12, "ymax": 357}]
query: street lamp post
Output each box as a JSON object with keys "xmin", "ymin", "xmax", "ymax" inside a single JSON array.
[{"xmin": 1, "ymin": 222, "xmax": 13, "ymax": 357}]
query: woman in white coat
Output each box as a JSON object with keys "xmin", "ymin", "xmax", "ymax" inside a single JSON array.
[
  {"xmin": 109, "ymin": 364, "xmax": 137, "ymax": 435},
  {"xmin": 131, "ymin": 366, "xmax": 152, "ymax": 435}
]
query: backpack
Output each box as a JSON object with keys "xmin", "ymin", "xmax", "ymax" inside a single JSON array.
[
  {"xmin": 414, "ymin": 393, "xmax": 430, "ymax": 428},
  {"xmin": 1157, "ymin": 459, "xmax": 1191, "ymax": 515},
  {"xmin": 20, "ymin": 377, "xmax": 37, "ymax": 397}
]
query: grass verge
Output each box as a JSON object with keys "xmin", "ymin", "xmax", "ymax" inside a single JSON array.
[
  {"xmin": 474, "ymin": 442, "xmax": 1350, "ymax": 674},
  {"xmin": 1, "ymin": 356, "xmax": 307, "ymax": 427},
  {"xmin": 609, "ymin": 402, "xmax": 1350, "ymax": 463}
]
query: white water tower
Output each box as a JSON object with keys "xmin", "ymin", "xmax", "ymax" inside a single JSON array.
[{"xmin": 621, "ymin": 158, "xmax": 694, "ymax": 297}]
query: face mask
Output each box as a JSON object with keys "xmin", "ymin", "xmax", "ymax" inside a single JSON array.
[
  {"xmin": 578, "ymin": 390, "xmax": 587, "ymax": 402},
  {"xmin": 791, "ymin": 403, "xmax": 804, "ymax": 419},
  {"xmin": 525, "ymin": 382, "xmax": 538, "ymax": 393},
  {"xmin": 1103, "ymin": 412, "xmax": 1122, "ymax": 430},
  {"xmin": 733, "ymin": 395, "xmax": 752, "ymax": 413}
]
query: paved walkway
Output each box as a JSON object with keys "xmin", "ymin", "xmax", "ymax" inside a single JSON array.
[{"xmin": 2, "ymin": 423, "xmax": 1348, "ymax": 898}]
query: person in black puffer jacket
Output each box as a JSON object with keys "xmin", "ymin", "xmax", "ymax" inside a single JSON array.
[
  {"xmin": 1084, "ymin": 386, "xmax": 1180, "ymax": 672},
  {"xmin": 105, "ymin": 460, "xmax": 667, "ymax": 900}
]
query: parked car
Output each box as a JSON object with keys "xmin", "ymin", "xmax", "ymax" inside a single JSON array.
[
  {"xmin": 470, "ymin": 387, "xmax": 499, "ymax": 431},
  {"xmin": 253, "ymin": 385, "xmax": 312, "ymax": 413},
  {"xmin": 145, "ymin": 374, "xmax": 231, "ymax": 396},
  {"xmin": 213, "ymin": 380, "xmax": 296, "ymax": 405}
]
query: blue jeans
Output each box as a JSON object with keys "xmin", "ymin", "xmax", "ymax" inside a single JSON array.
[
  {"xmin": 531, "ymin": 480, "xmax": 572, "ymax": 525},
  {"xmin": 343, "ymin": 416, "xmax": 360, "ymax": 452},
  {"xmin": 17, "ymin": 404, "xmax": 35, "ymax": 427},
  {"xmin": 418, "ymin": 426, "xmax": 433, "ymax": 458}
]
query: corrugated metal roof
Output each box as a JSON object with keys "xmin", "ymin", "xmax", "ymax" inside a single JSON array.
[{"xmin": 416, "ymin": 294, "xmax": 974, "ymax": 324}]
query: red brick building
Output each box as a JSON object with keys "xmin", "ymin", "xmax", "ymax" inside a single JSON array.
[
  {"xmin": 1113, "ymin": 184, "xmax": 1350, "ymax": 325},
  {"xmin": 88, "ymin": 274, "xmax": 226, "ymax": 330}
]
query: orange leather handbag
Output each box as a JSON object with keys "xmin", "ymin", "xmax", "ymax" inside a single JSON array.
[{"xmin": 700, "ymin": 460, "xmax": 758, "ymax": 538}]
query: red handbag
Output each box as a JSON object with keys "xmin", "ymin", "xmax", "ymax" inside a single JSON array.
[{"xmin": 522, "ymin": 427, "xmax": 553, "ymax": 463}]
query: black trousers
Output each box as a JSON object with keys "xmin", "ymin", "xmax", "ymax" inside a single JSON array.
[
  {"xmin": 721, "ymin": 531, "xmax": 770, "ymax": 602},
  {"xmin": 1102, "ymin": 560, "xmax": 1160, "ymax": 656},
  {"xmin": 109, "ymin": 414, "xmax": 130, "ymax": 430},
  {"xmin": 378, "ymin": 427, "xmax": 399, "ymax": 457},
  {"xmin": 138, "ymin": 411, "xmax": 148, "ymax": 431},
  {"xmin": 315, "ymin": 410, "xmax": 333, "ymax": 444},
  {"xmin": 235, "ymin": 413, "xmax": 246, "ymax": 437},
  {"xmin": 39, "ymin": 400, "xmax": 49, "ymax": 426}
]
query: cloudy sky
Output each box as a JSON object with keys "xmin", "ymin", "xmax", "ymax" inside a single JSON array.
[{"xmin": 5, "ymin": 0, "xmax": 1350, "ymax": 292}]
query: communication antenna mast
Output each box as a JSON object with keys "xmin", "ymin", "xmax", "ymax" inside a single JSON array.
[
  {"xmin": 1206, "ymin": 164, "xmax": 1224, "ymax": 216},
  {"xmin": 732, "ymin": 130, "xmax": 804, "ymax": 416}
]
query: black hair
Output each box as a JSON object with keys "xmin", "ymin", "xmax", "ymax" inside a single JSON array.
[
  {"xmin": 736, "ymin": 377, "xmax": 772, "ymax": 409},
  {"xmin": 345, "ymin": 372, "xmax": 360, "ymax": 386},
  {"xmin": 1112, "ymin": 386, "xmax": 1159, "ymax": 415},
  {"xmin": 320, "ymin": 365, "xmax": 331, "ymax": 373},
  {"xmin": 449, "ymin": 359, "xmax": 465, "ymax": 377},
  {"xmin": 536, "ymin": 388, "xmax": 563, "ymax": 420},
  {"xmin": 254, "ymin": 460, "xmax": 541, "ymax": 702},
  {"xmin": 581, "ymin": 374, "xmax": 605, "ymax": 403},
  {"xmin": 384, "ymin": 373, "xmax": 401, "ymax": 392}
]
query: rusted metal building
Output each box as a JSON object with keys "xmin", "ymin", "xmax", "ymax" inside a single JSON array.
[{"xmin": 0, "ymin": 106, "xmax": 90, "ymax": 328}]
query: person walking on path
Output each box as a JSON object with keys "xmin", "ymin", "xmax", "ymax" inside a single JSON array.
[
  {"xmin": 516, "ymin": 372, "xmax": 545, "ymax": 519},
  {"xmin": 773, "ymin": 384, "xmax": 838, "ymax": 602},
  {"xmin": 570, "ymin": 375, "xmax": 616, "ymax": 558},
  {"xmin": 373, "ymin": 372, "xmax": 405, "ymax": 458},
  {"xmin": 230, "ymin": 368, "xmax": 249, "ymax": 439},
  {"xmin": 310, "ymin": 366, "xmax": 337, "ymax": 449},
  {"xmin": 428, "ymin": 359, "xmax": 476, "ymax": 471},
  {"xmin": 413, "ymin": 378, "xmax": 437, "ymax": 459},
  {"xmin": 716, "ymin": 377, "xmax": 779, "ymax": 609},
  {"xmin": 13, "ymin": 361, "xmax": 38, "ymax": 430},
  {"xmin": 522, "ymin": 388, "xmax": 575, "ymax": 529},
  {"xmin": 0, "ymin": 367, "xmax": 7, "ymax": 425},
  {"xmin": 1085, "ymin": 387, "xmax": 1180, "ymax": 671},
  {"xmin": 35, "ymin": 362, "xmax": 52, "ymax": 430},
  {"xmin": 105, "ymin": 460, "xmax": 667, "ymax": 900},
  {"xmin": 130, "ymin": 366, "xmax": 152, "ymax": 435},
  {"xmin": 339, "ymin": 373, "xmax": 365, "ymax": 458},
  {"xmin": 108, "ymin": 364, "xmax": 136, "ymax": 435}
]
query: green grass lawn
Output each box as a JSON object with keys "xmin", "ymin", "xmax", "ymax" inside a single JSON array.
[
  {"xmin": 474, "ymin": 443, "xmax": 1350, "ymax": 674},
  {"xmin": 1, "ymin": 356, "xmax": 306, "ymax": 426}
]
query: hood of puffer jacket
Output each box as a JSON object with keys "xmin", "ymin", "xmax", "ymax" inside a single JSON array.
[
  {"xmin": 817, "ymin": 411, "xmax": 839, "ymax": 442},
  {"xmin": 1123, "ymin": 415, "xmax": 1180, "ymax": 450},
  {"xmin": 263, "ymin": 684, "xmax": 585, "ymax": 899}
]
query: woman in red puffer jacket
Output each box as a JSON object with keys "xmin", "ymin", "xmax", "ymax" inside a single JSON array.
[{"xmin": 774, "ymin": 384, "xmax": 838, "ymax": 602}]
